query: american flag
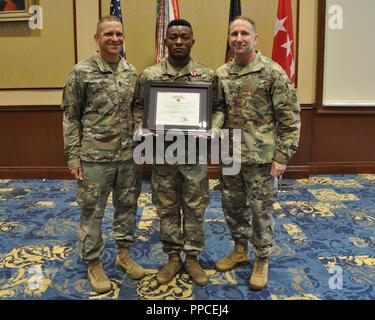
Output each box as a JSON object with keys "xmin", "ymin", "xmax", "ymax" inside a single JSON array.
[
  {"xmin": 110, "ymin": 0, "xmax": 125, "ymax": 58},
  {"xmin": 155, "ymin": 0, "xmax": 180, "ymax": 63}
]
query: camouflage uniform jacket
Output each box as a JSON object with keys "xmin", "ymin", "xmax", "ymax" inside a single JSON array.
[
  {"xmin": 62, "ymin": 52, "xmax": 137, "ymax": 170},
  {"xmin": 132, "ymin": 57, "xmax": 215, "ymax": 131},
  {"xmin": 212, "ymin": 51, "xmax": 301, "ymax": 165}
]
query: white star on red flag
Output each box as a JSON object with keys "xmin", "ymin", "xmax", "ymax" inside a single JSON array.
[
  {"xmin": 281, "ymin": 35, "xmax": 293, "ymax": 57},
  {"xmin": 272, "ymin": 0, "xmax": 295, "ymax": 83},
  {"xmin": 274, "ymin": 17, "xmax": 287, "ymax": 36}
]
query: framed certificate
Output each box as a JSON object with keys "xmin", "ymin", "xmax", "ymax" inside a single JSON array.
[{"xmin": 143, "ymin": 81, "xmax": 212, "ymax": 134}]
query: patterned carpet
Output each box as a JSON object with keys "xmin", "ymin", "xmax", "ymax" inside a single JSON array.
[{"xmin": 0, "ymin": 175, "xmax": 374, "ymax": 300}]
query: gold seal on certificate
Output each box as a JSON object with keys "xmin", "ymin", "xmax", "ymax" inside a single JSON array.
[{"xmin": 143, "ymin": 81, "xmax": 212, "ymax": 134}]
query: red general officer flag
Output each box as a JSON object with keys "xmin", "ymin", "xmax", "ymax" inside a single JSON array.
[{"xmin": 272, "ymin": 0, "xmax": 295, "ymax": 83}]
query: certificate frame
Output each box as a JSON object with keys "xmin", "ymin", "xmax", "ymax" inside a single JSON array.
[{"xmin": 143, "ymin": 81, "xmax": 212, "ymax": 134}]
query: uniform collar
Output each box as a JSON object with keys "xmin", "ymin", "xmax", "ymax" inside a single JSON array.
[
  {"xmin": 93, "ymin": 52, "xmax": 130, "ymax": 74},
  {"xmin": 162, "ymin": 57, "xmax": 197, "ymax": 77},
  {"xmin": 229, "ymin": 50, "xmax": 264, "ymax": 76}
]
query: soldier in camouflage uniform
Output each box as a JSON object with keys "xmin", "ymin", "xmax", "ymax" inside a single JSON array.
[
  {"xmin": 62, "ymin": 16, "xmax": 146, "ymax": 294},
  {"xmin": 212, "ymin": 16, "xmax": 301, "ymax": 290},
  {"xmin": 132, "ymin": 19, "xmax": 213, "ymax": 286}
]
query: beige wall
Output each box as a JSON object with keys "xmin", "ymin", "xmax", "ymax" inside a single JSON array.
[
  {"xmin": 76, "ymin": 0, "xmax": 100, "ymax": 62},
  {"xmin": 101, "ymin": 0, "xmax": 157, "ymax": 73},
  {"xmin": 298, "ymin": 0, "xmax": 317, "ymax": 104},
  {"xmin": 0, "ymin": 0, "xmax": 317, "ymax": 105},
  {"xmin": 0, "ymin": 0, "xmax": 75, "ymax": 89},
  {"xmin": 101, "ymin": 0, "xmax": 298, "ymax": 71}
]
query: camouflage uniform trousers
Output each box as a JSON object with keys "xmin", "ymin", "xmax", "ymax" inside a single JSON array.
[
  {"xmin": 77, "ymin": 159, "xmax": 141, "ymax": 261},
  {"xmin": 220, "ymin": 163, "xmax": 277, "ymax": 258},
  {"xmin": 151, "ymin": 164, "xmax": 209, "ymax": 257}
]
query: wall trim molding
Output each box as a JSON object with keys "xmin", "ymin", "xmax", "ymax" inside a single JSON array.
[
  {"xmin": 1, "ymin": 163, "xmax": 374, "ymax": 180},
  {"xmin": 73, "ymin": 0, "xmax": 78, "ymax": 64},
  {"xmin": 98, "ymin": 0, "xmax": 102, "ymax": 18},
  {"xmin": 0, "ymin": 167, "xmax": 72, "ymax": 180},
  {"xmin": 0, "ymin": 105, "xmax": 61, "ymax": 111},
  {"xmin": 0, "ymin": 104, "xmax": 317, "ymax": 112},
  {"xmin": 0, "ymin": 87, "xmax": 63, "ymax": 92},
  {"xmin": 301, "ymin": 104, "xmax": 315, "ymax": 110},
  {"xmin": 295, "ymin": 0, "xmax": 300, "ymax": 89},
  {"xmin": 310, "ymin": 162, "xmax": 375, "ymax": 174},
  {"xmin": 315, "ymin": 108, "xmax": 375, "ymax": 116}
]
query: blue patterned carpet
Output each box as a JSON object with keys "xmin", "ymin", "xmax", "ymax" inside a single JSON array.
[{"xmin": 0, "ymin": 175, "xmax": 374, "ymax": 300}]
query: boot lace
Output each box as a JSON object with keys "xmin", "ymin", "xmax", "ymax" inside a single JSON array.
[
  {"xmin": 254, "ymin": 258, "xmax": 267, "ymax": 273},
  {"xmin": 226, "ymin": 248, "xmax": 245, "ymax": 262},
  {"xmin": 91, "ymin": 262, "xmax": 106, "ymax": 280}
]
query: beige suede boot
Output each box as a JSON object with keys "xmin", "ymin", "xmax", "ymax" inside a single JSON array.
[
  {"xmin": 115, "ymin": 248, "xmax": 146, "ymax": 280},
  {"xmin": 157, "ymin": 254, "xmax": 182, "ymax": 285},
  {"xmin": 184, "ymin": 255, "xmax": 208, "ymax": 286},
  {"xmin": 215, "ymin": 242, "xmax": 250, "ymax": 272},
  {"xmin": 88, "ymin": 259, "xmax": 112, "ymax": 294},
  {"xmin": 249, "ymin": 256, "xmax": 269, "ymax": 291}
]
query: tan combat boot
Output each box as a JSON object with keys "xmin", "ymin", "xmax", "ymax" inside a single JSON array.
[
  {"xmin": 87, "ymin": 258, "xmax": 112, "ymax": 294},
  {"xmin": 115, "ymin": 248, "xmax": 146, "ymax": 280},
  {"xmin": 157, "ymin": 254, "xmax": 182, "ymax": 285},
  {"xmin": 215, "ymin": 242, "xmax": 250, "ymax": 272},
  {"xmin": 184, "ymin": 255, "xmax": 208, "ymax": 286},
  {"xmin": 249, "ymin": 256, "xmax": 269, "ymax": 290}
]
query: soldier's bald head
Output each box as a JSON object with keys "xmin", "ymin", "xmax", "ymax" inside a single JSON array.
[
  {"xmin": 96, "ymin": 15, "xmax": 123, "ymax": 34},
  {"xmin": 230, "ymin": 16, "xmax": 257, "ymax": 33}
]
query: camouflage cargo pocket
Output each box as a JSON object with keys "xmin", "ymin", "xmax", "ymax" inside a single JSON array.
[
  {"xmin": 151, "ymin": 171, "xmax": 179, "ymax": 209},
  {"xmin": 77, "ymin": 228, "xmax": 90, "ymax": 259},
  {"xmin": 76, "ymin": 180, "xmax": 99, "ymax": 211}
]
